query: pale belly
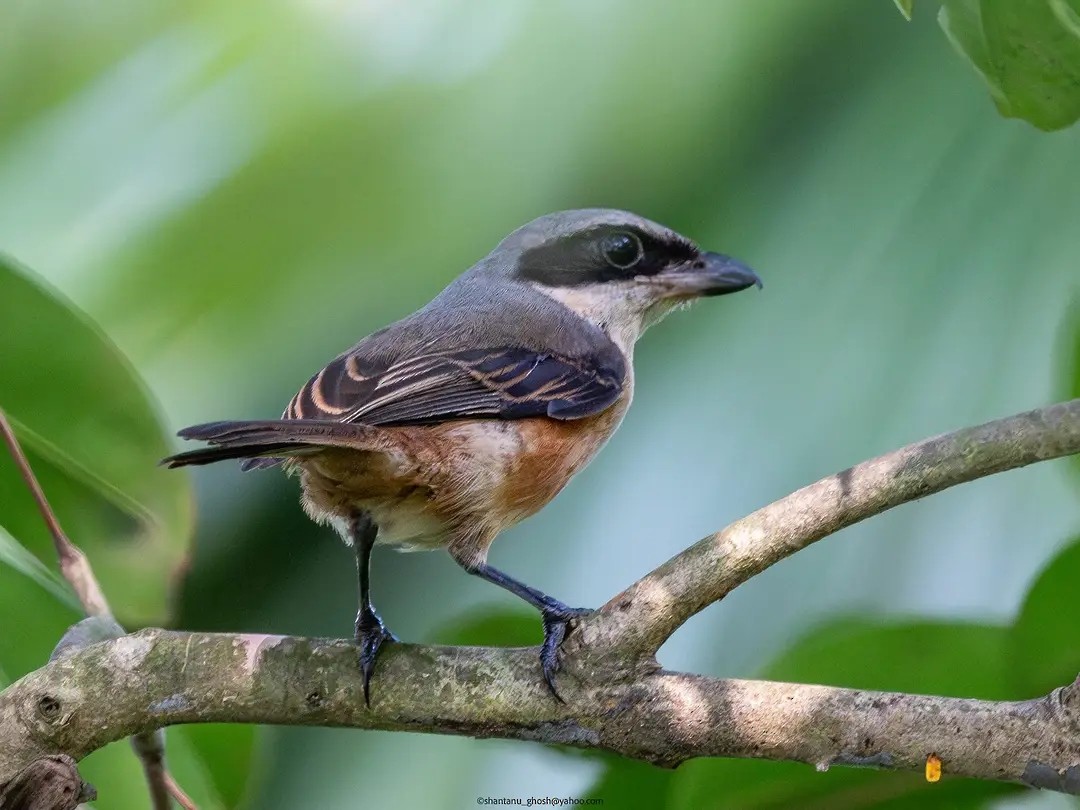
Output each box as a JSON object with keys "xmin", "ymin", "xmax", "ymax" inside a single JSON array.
[{"xmin": 324, "ymin": 494, "xmax": 448, "ymax": 552}]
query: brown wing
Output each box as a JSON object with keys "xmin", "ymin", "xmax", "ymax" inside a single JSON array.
[{"xmin": 284, "ymin": 346, "xmax": 626, "ymax": 426}]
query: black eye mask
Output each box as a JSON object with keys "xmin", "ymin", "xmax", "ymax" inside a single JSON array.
[{"xmin": 515, "ymin": 225, "xmax": 698, "ymax": 287}]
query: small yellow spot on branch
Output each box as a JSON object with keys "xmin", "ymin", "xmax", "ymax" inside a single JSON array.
[{"xmin": 926, "ymin": 753, "xmax": 942, "ymax": 782}]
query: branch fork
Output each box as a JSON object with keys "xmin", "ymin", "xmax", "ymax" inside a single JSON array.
[{"xmin": 1, "ymin": 399, "xmax": 1079, "ymax": 802}]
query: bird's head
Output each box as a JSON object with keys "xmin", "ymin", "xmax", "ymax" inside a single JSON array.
[{"xmin": 483, "ymin": 209, "xmax": 761, "ymax": 352}]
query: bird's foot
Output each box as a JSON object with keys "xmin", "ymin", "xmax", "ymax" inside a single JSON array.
[
  {"xmin": 354, "ymin": 607, "xmax": 397, "ymax": 707},
  {"xmin": 540, "ymin": 605, "xmax": 593, "ymax": 701}
]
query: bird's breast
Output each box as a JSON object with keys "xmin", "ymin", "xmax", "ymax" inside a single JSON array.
[
  {"xmin": 295, "ymin": 385, "xmax": 632, "ymax": 550},
  {"xmin": 494, "ymin": 386, "xmax": 632, "ymax": 524}
]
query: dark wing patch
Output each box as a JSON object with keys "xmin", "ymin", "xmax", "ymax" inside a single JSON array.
[{"xmin": 285, "ymin": 347, "xmax": 625, "ymax": 426}]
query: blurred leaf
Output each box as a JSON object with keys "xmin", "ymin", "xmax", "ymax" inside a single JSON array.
[
  {"xmin": 939, "ymin": 0, "xmax": 1080, "ymax": 130},
  {"xmin": 1010, "ymin": 534, "xmax": 1080, "ymax": 696},
  {"xmin": 760, "ymin": 618, "xmax": 1015, "ymax": 698},
  {"xmin": 0, "ymin": 255, "xmax": 231, "ymax": 805},
  {"xmin": 1072, "ymin": 306, "xmax": 1080, "ymax": 402},
  {"xmin": 1066, "ymin": 300, "xmax": 1080, "ymax": 479},
  {"xmin": 669, "ymin": 759, "xmax": 1017, "ymax": 810},
  {"xmin": 666, "ymin": 618, "xmax": 1020, "ymax": 809},
  {"xmin": 0, "ymin": 525, "xmax": 76, "ymax": 609},
  {"xmin": 79, "ymin": 732, "xmax": 229, "ymax": 810},
  {"xmin": 74, "ymin": 742, "xmax": 187, "ymax": 810},
  {"xmin": 894, "ymin": 0, "xmax": 914, "ymax": 22},
  {"xmin": 0, "ymin": 255, "xmax": 192, "ymax": 623},
  {"xmin": 0, "ymin": 559, "xmax": 81, "ymax": 687},
  {"xmin": 433, "ymin": 605, "xmax": 541, "ymax": 647},
  {"xmin": 174, "ymin": 724, "xmax": 260, "ymax": 808},
  {"xmin": 581, "ymin": 757, "xmax": 673, "ymax": 806}
]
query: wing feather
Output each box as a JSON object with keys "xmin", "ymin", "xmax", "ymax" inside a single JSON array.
[{"xmin": 286, "ymin": 346, "xmax": 625, "ymax": 427}]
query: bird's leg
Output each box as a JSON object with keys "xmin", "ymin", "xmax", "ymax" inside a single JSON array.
[
  {"xmin": 456, "ymin": 558, "xmax": 591, "ymax": 700},
  {"xmin": 350, "ymin": 511, "xmax": 396, "ymax": 707}
]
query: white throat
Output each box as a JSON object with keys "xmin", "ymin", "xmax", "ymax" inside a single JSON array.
[{"xmin": 529, "ymin": 283, "xmax": 648, "ymax": 359}]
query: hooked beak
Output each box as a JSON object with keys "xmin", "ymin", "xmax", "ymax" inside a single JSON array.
[{"xmin": 666, "ymin": 251, "xmax": 762, "ymax": 298}]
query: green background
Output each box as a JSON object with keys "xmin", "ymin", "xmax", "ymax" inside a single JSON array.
[{"xmin": 2, "ymin": 1, "xmax": 1080, "ymax": 808}]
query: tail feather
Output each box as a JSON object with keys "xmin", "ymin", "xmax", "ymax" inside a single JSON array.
[
  {"xmin": 163, "ymin": 442, "xmax": 304, "ymax": 468},
  {"xmin": 162, "ymin": 419, "xmax": 381, "ymax": 469},
  {"xmin": 239, "ymin": 456, "xmax": 285, "ymax": 471}
]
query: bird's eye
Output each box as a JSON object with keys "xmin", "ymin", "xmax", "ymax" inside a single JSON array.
[{"xmin": 602, "ymin": 232, "xmax": 643, "ymax": 270}]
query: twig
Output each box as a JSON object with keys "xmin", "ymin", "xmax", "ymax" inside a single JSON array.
[
  {"xmin": 0, "ymin": 409, "xmax": 197, "ymax": 810},
  {"xmin": 163, "ymin": 774, "xmax": 197, "ymax": 810},
  {"xmin": 129, "ymin": 731, "xmax": 195, "ymax": 810},
  {"xmin": 0, "ymin": 411, "xmax": 108, "ymax": 618}
]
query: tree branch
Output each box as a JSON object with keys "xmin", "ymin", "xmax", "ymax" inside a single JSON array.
[
  {"xmin": 2, "ymin": 631, "xmax": 1080, "ymax": 791},
  {"xmin": 0, "ymin": 399, "xmax": 1078, "ymax": 798},
  {"xmin": 580, "ymin": 399, "xmax": 1080, "ymax": 660}
]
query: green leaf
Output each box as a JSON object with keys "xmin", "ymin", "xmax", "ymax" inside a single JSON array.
[
  {"xmin": 0, "ymin": 526, "xmax": 77, "ymax": 610},
  {"xmin": 1010, "ymin": 534, "xmax": 1080, "ymax": 696},
  {"xmin": 760, "ymin": 618, "xmax": 1015, "ymax": 698},
  {"xmin": 1064, "ymin": 300, "xmax": 1080, "ymax": 480},
  {"xmin": 666, "ymin": 618, "xmax": 1021, "ymax": 809},
  {"xmin": 939, "ymin": 0, "xmax": 1080, "ymax": 131},
  {"xmin": 1071, "ymin": 307, "xmax": 1080, "ymax": 402},
  {"xmin": 432, "ymin": 605, "xmax": 541, "ymax": 647},
  {"xmin": 894, "ymin": 0, "xmax": 914, "ymax": 22},
  {"xmin": 581, "ymin": 757, "xmax": 673, "ymax": 807},
  {"xmin": 669, "ymin": 759, "xmax": 1017, "ymax": 810},
  {"xmin": 173, "ymin": 724, "xmax": 261, "ymax": 807},
  {"xmin": 0, "ymin": 257, "xmax": 242, "ymax": 805},
  {"xmin": 0, "ymin": 560, "xmax": 81, "ymax": 683},
  {"xmin": 78, "ymin": 732, "xmax": 230, "ymax": 810},
  {"xmin": 0, "ymin": 256, "xmax": 192, "ymax": 623}
]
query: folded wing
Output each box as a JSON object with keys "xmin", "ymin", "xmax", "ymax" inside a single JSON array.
[{"xmin": 285, "ymin": 346, "xmax": 626, "ymax": 426}]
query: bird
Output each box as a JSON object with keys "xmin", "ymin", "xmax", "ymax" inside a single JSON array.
[{"xmin": 163, "ymin": 208, "xmax": 761, "ymax": 703}]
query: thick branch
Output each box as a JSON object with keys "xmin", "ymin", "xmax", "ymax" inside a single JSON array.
[
  {"xmin": 584, "ymin": 399, "xmax": 1080, "ymax": 658},
  {"xmin": 1, "ymin": 631, "xmax": 1080, "ymax": 792}
]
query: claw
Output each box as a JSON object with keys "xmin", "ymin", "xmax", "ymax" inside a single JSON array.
[
  {"xmin": 355, "ymin": 608, "xmax": 396, "ymax": 707},
  {"xmin": 539, "ymin": 607, "xmax": 592, "ymax": 701}
]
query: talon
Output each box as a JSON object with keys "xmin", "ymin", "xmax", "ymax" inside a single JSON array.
[
  {"xmin": 539, "ymin": 607, "xmax": 592, "ymax": 701},
  {"xmin": 355, "ymin": 608, "xmax": 396, "ymax": 707}
]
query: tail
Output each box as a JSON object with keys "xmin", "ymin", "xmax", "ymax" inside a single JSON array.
[{"xmin": 161, "ymin": 419, "xmax": 380, "ymax": 470}]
